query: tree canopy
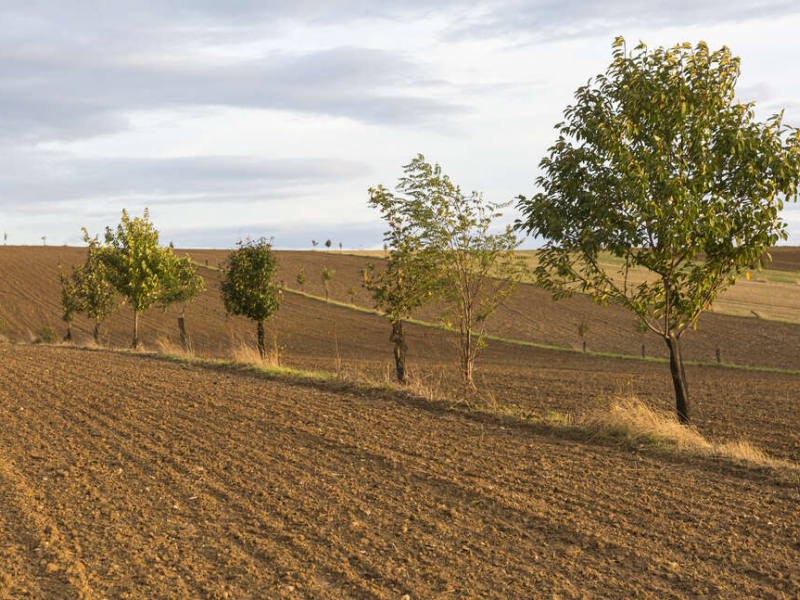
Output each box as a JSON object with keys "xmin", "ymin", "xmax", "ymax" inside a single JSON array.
[
  {"xmin": 516, "ymin": 38, "xmax": 800, "ymax": 422},
  {"xmin": 220, "ymin": 238, "xmax": 281, "ymax": 357}
]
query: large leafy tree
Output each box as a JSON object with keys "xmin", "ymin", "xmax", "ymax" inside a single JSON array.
[
  {"xmin": 363, "ymin": 176, "xmax": 438, "ymax": 383},
  {"xmin": 92, "ymin": 209, "xmax": 174, "ymax": 348},
  {"xmin": 516, "ymin": 38, "xmax": 800, "ymax": 423},
  {"xmin": 220, "ymin": 238, "xmax": 281, "ymax": 358},
  {"xmin": 159, "ymin": 255, "xmax": 205, "ymax": 352}
]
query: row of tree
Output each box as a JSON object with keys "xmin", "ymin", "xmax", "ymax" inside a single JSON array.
[
  {"xmin": 366, "ymin": 38, "xmax": 800, "ymax": 424},
  {"xmin": 58, "ymin": 38, "xmax": 800, "ymax": 426},
  {"xmin": 61, "ymin": 211, "xmax": 281, "ymax": 355},
  {"xmin": 61, "ymin": 210, "xmax": 206, "ymax": 349}
]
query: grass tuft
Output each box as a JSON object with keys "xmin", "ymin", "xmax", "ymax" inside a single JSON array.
[
  {"xmin": 155, "ymin": 337, "xmax": 195, "ymax": 359},
  {"xmin": 231, "ymin": 343, "xmax": 281, "ymax": 368},
  {"xmin": 572, "ymin": 396, "xmax": 794, "ymax": 471}
]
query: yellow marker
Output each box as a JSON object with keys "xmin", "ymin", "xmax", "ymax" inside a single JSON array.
[{"xmin": 745, "ymin": 271, "xmax": 751, "ymax": 280}]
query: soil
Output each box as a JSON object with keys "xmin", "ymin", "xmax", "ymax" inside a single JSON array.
[
  {"xmin": 2, "ymin": 246, "xmax": 800, "ymax": 598},
  {"xmin": 2, "ymin": 246, "xmax": 800, "ymax": 371},
  {"xmin": 1, "ymin": 345, "xmax": 799, "ymax": 599}
]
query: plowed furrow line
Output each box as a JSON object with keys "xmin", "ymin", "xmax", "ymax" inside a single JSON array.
[
  {"xmin": 59, "ymin": 370, "xmax": 684, "ymax": 596},
  {"xmin": 11, "ymin": 370, "xmax": 387, "ymax": 600},
  {"xmin": 28, "ymin": 352, "xmax": 792, "ymax": 596},
  {"xmin": 0, "ymin": 449, "xmax": 95, "ymax": 599}
]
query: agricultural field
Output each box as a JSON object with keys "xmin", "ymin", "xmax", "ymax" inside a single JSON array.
[
  {"xmin": 1, "ymin": 246, "xmax": 800, "ymax": 598},
  {"xmin": 352, "ymin": 248, "xmax": 800, "ymax": 324}
]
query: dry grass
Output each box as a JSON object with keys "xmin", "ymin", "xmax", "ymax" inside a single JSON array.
[
  {"xmin": 154, "ymin": 336, "xmax": 195, "ymax": 359},
  {"xmin": 370, "ymin": 362, "xmax": 448, "ymax": 402},
  {"xmin": 573, "ymin": 396, "xmax": 793, "ymax": 471},
  {"xmin": 231, "ymin": 343, "xmax": 282, "ymax": 368}
]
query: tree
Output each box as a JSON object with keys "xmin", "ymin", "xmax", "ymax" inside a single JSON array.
[
  {"xmin": 346, "ymin": 286, "xmax": 356, "ymax": 304},
  {"xmin": 296, "ymin": 268, "xmax": 306, "ymax": 291},
  {"xmin": 159, "ymin": 255, "xmax": 205, "ymax": 352},
  {"xmin": 220, "ymin": 238, "xmax": 282, "ymax": 358},
  {"xmin": 577, "ymin": 320, "xmax": 590, "ymax": 353},
  {"xmin": 363, "ymin": 176, "xmax": 438, "ymax": 383},
  {"xmin": 325, "ymin": 239, "xmax": 332, "ymax": 250},
  {"xmin": 312, "ymin": 240, "xmax": 318, "ymax": 249},
  {"xmin": 377, "ymin": 155, "xmax": 525, "ymax": 389},
  {"xmin": 321, "ymin": 267, "xmax": 334, "ymax": 301},
  {"xmin": 65, "ymin": 237, "xmax": 117, "ymax": 344},
  {"xmin": 58, "ymin": 268, "xmax": 81, "ymax": 342},
  {"xmin": 516, "ymin": 38, "xmax": 800, "ymax": 423},
  {"xmin": 92, "ymin": 209, "xmax": 174, "ymax": 349}
]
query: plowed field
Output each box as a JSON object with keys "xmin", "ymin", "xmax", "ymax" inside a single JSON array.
[{"xmin": 1, "ymin": 345, "xmax": 799, "ymax": 599}]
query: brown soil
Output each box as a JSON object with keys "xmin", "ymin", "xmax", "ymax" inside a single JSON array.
[
  {"xmin": 2, "ymin": 246, "xmax": 800, "ymax": 597},
  {"xmin": 767, "ymin": 246, "xmax": 800, "ymax": 272},
  {"xmin": 2, "ymin": 246, "xmax": 800, "ymax": 371},
  {"xmin": 2, "ymin": 246, "xmax": 800, "ymax": 463},
  {"xmin": 1, "ymin": 345, "xmax": 799, "ymax": 599}
]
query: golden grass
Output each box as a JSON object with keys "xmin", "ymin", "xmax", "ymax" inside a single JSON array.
[
  {"xmin": 231, "ymin": 343, "xmax": 282, "ymax": 369},
  {"xmin": 573, "ymin": 396, "xmax": 792, "ymax": 471},
  {"xmin": 154, "ymin": 336, "xmax": 195, "ymax": 359}
]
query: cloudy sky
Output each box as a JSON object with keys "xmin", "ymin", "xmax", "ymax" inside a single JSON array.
[{"xmin": 2, "ymin": 1, "xmax": 800, "ymax": 248}]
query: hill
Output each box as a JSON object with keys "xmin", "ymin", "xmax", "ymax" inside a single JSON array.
[{"xmin": 1, "ymin": 245, "xmax": 799, "ymax": 465}]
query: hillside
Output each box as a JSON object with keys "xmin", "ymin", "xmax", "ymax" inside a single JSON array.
[
  {"xmin": 1, "ymin": 246, "xmax": 799, "ymax": 464},
  {"xmin": 2, "ymin": 246, "xmax": 800, "ymax": 370}
]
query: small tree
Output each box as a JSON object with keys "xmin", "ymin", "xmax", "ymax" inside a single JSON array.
[
  {"xmin": 321, "ymin": 267, "xmax": 334, "ymax": 301},
  {"xmin": 61, "ymin": 239, "xmax": 117, "ymax": 344},
  {"xmin": 91, "ymin": 209, "xmax": 173, "ymax": 348},
  {"xmin": 220, "ymin": 238, "xmax": 281, "ymax": 358},
  {"xmin": 325, "ymin": 239, "xmax": 332, "ymax": 250},
  {"xmin": 384, "ymin": 155, "xmax": 525, "ymax": 389},
  {"xmin": 339, "ymin": 242, "xmax": 343, "ymax": 252},
  {"xmin": 364, "ymin": 179, "xmax": 438, "ymax": 383},
  {"xmin": 516, "ymin": 38, "xmax": 800, "ymax": 423},
  {"xmin": 577, "ymin": 320, "xmax": 590, "ymax": 353},
  {"xmin": 311, "ymin": 240, "xmax": 318, "ymax": 249},
  {"xmin": 159, "ymin": 255, "xmax": 205, "ymax": 352},
  {"xmin": 296, "ymin": 268, "xmax": 306, "ymax": 291},
  {"xmin": 58, "ymin": 268, "xmax": 81, "ymax": 342},
  {"xmin": 76, "ymin": 237, "xmax": 117, "ymax": 343},
  {"xmin": 346, "ymin": 286, "xmax": 356, "ymax": 304}
]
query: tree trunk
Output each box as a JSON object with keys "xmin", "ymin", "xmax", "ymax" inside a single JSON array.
[
  {"xmin": 257, "ymin": 320, "xmax": 266, "ymax": 359},
  {"xmin": 582, "ymin": 340, "xmax": 586, "ymax": 353},
  {"xmin": 461, "ymin": 328, "xmax": 474, "ymax": 389},
  {"xmin": 132, "ymin": 311, "xmax": 141, "ymax": 349},
  {"xmin": 64, "ymin": 324, "xmax": 72, "ymax": 343},
  {"xmin": 389, "ymin": 320, "xmax": 407, "ymax": 383},
  {"xmin": 178, "ymin": 316, "xmax": 187, "ymax": 352},
  {"xmin": 665, "ymin": 334, "xmax": 690, "ymax": 424},
  {"xmin": 93, "ymin": 322, "xmax": 100, "ymax": 345}
]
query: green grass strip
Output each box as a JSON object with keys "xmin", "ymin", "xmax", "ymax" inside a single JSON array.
[{"xmin": 192, "ymin": 261, "xmax": 800, "ymax": 376}]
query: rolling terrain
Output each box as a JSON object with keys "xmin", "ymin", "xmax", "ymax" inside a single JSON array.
[{"xmin": 1, "ymin": 246, "xmax": 799, "ymax": 597}]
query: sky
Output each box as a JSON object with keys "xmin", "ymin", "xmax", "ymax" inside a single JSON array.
[{"xmin": 2, "ymin": 1, "xmax": 800, "ymax": 249}]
